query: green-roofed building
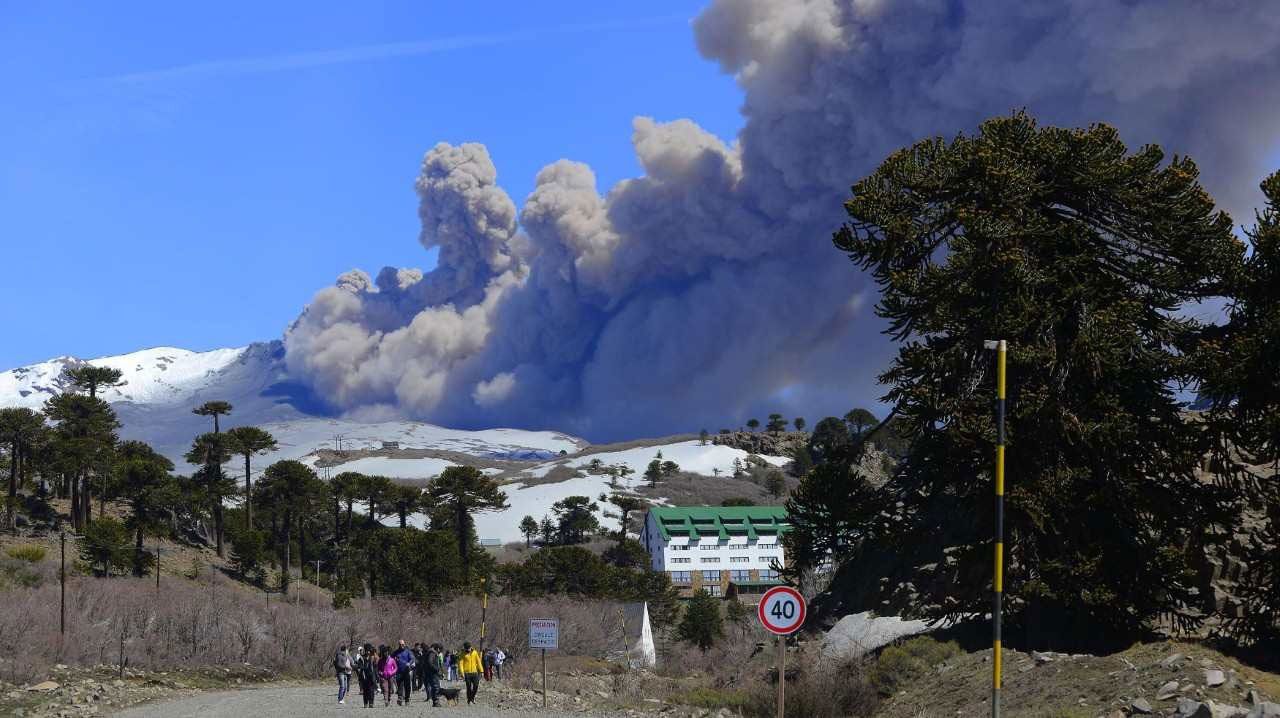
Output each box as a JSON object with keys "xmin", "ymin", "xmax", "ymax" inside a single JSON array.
[{"xmin": 640, "ymin": 505, "xmax": 788, "ymax": 600}]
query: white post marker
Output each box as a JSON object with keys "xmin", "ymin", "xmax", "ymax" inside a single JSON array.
[
  {"xmin": 758, "ymin": 586, "xmax": 806, "ymax": 718},
  {"xmin": 529, "ymin": 618, "xmax": 559, "ymax": 708}
]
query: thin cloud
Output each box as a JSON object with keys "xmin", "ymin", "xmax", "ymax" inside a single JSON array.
[{"xmin": 96, "ymin": 15, "xmax": 688, "ymax": 86}]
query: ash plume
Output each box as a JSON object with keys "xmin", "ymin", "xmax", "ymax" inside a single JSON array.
[{"xmin": 285, "ymin": 0, "xmax": 1280, "ymax": 440}]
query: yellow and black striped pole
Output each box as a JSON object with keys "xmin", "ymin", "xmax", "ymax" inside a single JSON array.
[{"xmin": 989, "ymin": 339, "xmax": 1007, "ymax": 718}]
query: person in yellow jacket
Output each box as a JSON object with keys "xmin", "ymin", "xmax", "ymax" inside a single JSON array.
[{"xmin": 458, "ymin": 642, "xmax": 484, "ymax": 705}]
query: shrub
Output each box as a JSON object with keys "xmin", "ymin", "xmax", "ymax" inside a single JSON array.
[
  {"xmin": 5, "ymin": 545, "xmax": 46, "ymax": 563},
  {"xmin": 869, "ymin": 636, "xmax": 961, "ymax": 696}
]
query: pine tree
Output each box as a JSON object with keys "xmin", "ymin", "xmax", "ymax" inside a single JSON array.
[
  {"xmin": 766, "ymin": 414, "xmax": 787, "ymax": 433},
  {"xmin": 190, "ymin": 396, "xmax": 234, "ymax": 430},
  {"xmin": 825, "ymin": 112, "xmax": 1244, "ymax": 641},
  {"xmin": 699, "ymin": 429, "xmax": 710, "ymax": 445},
  {"xmin": 765, "ymin": 470, "xmax": 786, "ymax": 499},
  {"xmin": 185, "ymin": 433, "xmax": 235, "ymax": 557},
  {"xmin": 746, "ymin": 419, "xmax": 760, "ymax": 432},
  {"xmin": 793, "ymin": 417, "xmax": 806, "ymax": 432},
  {"xmin": 63, "ymin": 365, "xmax": 123, "ymax": 399},
  {"xmin": 843, "ymin": 409, "xmax": 877, "ymax": 436},
  {"xmin": 427, "ymin": 465, "xmax": 508, "ymax": 582},
  {"xmin": 223, "ymin": 426, "xmax": 277, "ymax": 532},
  {"xmin": 1197, "ymin": 170, "xmax": 1280, "ymax": 648},
  {"xmin": 644, "ymin": 460, "xmax": 663, "ymax": 488},
  {"xmin": 113, "ymin": 440, "xmax": 177, "ymax": 575},
  {"xmin": 552, "ymin": 495, "xmax": 600, "ymax": 544},
  {"xmin": 0, "ymin": 408, "xmax": 44, "ymax": 529},
  {"xmin": 678, "ymin": 590, "xmax": 724, "ymax": 652},
  {"xmin": 44, "ymin": 393, "xmax": 118, "ymax": 530},
  {"xmin": 256, "ymin": 460, "xmax": 327, "ymax": 594},
  {"xmin": 519, "ymin": 515, "xmax": 539, "ymax": 547}
]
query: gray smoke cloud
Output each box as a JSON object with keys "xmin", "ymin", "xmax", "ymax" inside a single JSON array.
[{"xmin": 284, "ymin": 0, "xmax": 1280, "ymax": 440}]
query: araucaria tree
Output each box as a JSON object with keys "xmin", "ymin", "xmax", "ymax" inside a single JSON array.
[
  {"xmin": 192, "ymin": 401, "xmax": 233, "ymax": 433},
  {"xmin": 427, "ymin": 465, "xmax": 508, "ymax": 582},
  {"xmin": 223, "ymin": 426, "xmax": 277, "ymax": 531},
  {"xmin": 1196, "ymin": 171, "xmax": 1280, "ymax": 648},
  {"xmin": 815, "ymin": 113, "xmax": 1245, "ymax": 643},
  {"xmin": 113, "ymin": 441, "xmax": 177, "ymax": 575},
  {"xmin": 63, "ymin": 365, "xmax": 123, "ymax": 399},
  {"xmin": 185, "ymin": 433, "xmax": 235, "ymax": 557},
  {"xmin": 44, "ymin": 393, "xmax": 118, "ymax": 531},
  {"xmin": 256, "ymin": 460, "xmax": 327, "ymax": 594},
  {"xmin": 0, "ymin": 408, "xmax": 45, "ymax": 529}
]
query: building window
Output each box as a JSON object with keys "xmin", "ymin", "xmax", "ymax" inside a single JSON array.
[
  {"xmin": 701, "ymin": 556, "xmax": 720, "ymax": 564},
  {"xmin": 730, "ymin": 556, "xmax": 750, "ymax": 563},
  {"xmin": 726, "ymin": 542, "xmax": 748, "ymax": 549},
  {"xmin": 669, "ymin": 571, "xmax": 691, "ymax": 584},
  {"xmin": 760, "ymin": 569, "xmax": 780, "ymax": 581},
  {"xmin": 670, "ymin": 544, "xmax": 689, "ymax": 551},
  {"xmin": 757, "ymin": 541, "xmax": 776, "ymax": 548},
  {"xmin": 699, "ymin": 543, "xmax": 720, "ymax": 550},
  {"xmin": 671, "ymin": 557, "xmax": 691, "ymax": 564},
  {"xmin": 702, "ymin": 570, "xmax": 721, "ymax": 582},
  {"xmin": 730, "ymin": 570, "xmax": 751, "ymax": 582},
  {"xmin": 705, "ymin": 584, "xmax": 722, "ymax": 597}
]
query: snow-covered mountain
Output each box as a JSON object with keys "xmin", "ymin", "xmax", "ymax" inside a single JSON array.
[
  {"xmin": 1, "ymin": 344, "xmax": 793, "ymax": 543},
  {"xmin": 0, "ymin": 342, "xmax": 583, "ymax": 465}
]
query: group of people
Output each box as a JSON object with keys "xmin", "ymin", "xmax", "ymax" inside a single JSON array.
[{"xmin": 333, "ymin": 640, "xmax": 508, "ymax": 708}]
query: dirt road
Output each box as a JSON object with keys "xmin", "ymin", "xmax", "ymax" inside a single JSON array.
[{"xmin": 112, "ymin": 682, "xmax": 635, "ymax": 717}]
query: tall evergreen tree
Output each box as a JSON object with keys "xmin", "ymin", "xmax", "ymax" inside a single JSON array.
[
  {"xmin": 426, "ymin": 465, "xmax": 508, "ymax": 582},
  {"xmin": 256, "ymin": 460, "xmax": 327, "ymax": 594},
  {"xmin": 678, "ymin": 590, "xmax": 724, "ymax": 652},
  {"xmin": 185, "ymin": 433, "xmax": 235, "ymax": 557},
  {"xmin": 0, "ymin": 408, "xmax": 44, "ymax": 529},
  {"xmin": 112, "ymin": 440, "xmax": 177, "ymax": 575},
  {"xmin": 766, "ymin": 413, "xmax": 788, "ymax": 433},
  {"xmin": 519, "ymin": 515, "xmax": 539, "ymax": 547},
  {"xmin": 1197, "ymin": 171, "xmax": 1280, "ymax": 648},
  {"xmin": 192, "ymin": 401, "xmax": 233, "ymax": 433},
  {"xmin": 44, "ymin": 393, "xmax": 118, "ymax": 530},
  {"xmin": 222, "ymin": 426, "xmax": 277, "ymax": 532},
  {"xmin": 551, "ymin": 495, "xmax": 599, "ymax": 544},
  {"xmin": 63, "ymin": 365, "xmax": 123, "ymax": 399},
  {"xmin": 843, "ymin": 408, "xmax": 877, "ymax": 436},
  {"xmin": 818, "ymin": 113, "xmax": 1243, "ymax": 642}
]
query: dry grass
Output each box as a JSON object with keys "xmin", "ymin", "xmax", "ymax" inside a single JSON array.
[{"xmin": 0, "ymin": 554, "xmax": 647, "ymax": 687}]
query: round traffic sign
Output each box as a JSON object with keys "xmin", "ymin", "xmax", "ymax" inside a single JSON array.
[{"xmin": 757, "ymin": 585, "xmax": 806, "ymax": 635}]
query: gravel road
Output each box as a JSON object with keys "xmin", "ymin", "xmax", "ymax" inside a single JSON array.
[{"xmin": 112, "ymin": 683, "xmax": 629, "ymax": 718}]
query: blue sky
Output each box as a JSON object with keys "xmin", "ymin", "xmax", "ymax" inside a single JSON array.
[{"xmin": 0, "ymin": 1, "xmax": 740, "ymax": 369}]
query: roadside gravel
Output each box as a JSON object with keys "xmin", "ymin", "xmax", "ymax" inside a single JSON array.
[{"xmin": 113, "ymin": 682, "xmax": 633, "ymax": 718}]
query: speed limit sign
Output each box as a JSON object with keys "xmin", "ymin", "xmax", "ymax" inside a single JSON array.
[{"xmin": 758, "ymin": 585, "xmax": 806, "ymax": 635}]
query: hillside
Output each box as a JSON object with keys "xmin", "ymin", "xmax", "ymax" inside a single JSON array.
[{"xmin": 0, "ymin": 344, "xmax": 801, "ymax": 546}]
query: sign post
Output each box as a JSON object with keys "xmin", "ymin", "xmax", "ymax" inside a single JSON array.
[
  {"xmin": 529, "ymin": 618, "xmax": 559, "ymax": 709},
  {"xmin": 758, "ymin": 586, "xmax": 806, "ymax": 718}
]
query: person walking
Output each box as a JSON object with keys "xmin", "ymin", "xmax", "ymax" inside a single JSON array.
[
  {"xmin": 459, "ymin": 641, "xmax": 483, "ymax": 705},
  {"xmin": 445, "ymin": 651, "xmax": 456, "ymax": 682},
  {"xmin": 482, "ymin": 649, "xmax": 493, "ymax": 682},
  {"xmin": 494, "ymin": 647, "xmax": 506, "ymax": 680},
  {"xmin": 355, "ymin": 644, "xmax": 377, "ymax": 708},
  {"xmin": 334, "ymin": 645, "xmax": 353, "ymax": 705},
  {"xmin": 422, "ymin": 643, "xmax": 443, "ymax": 706},
  {"xmin": 377, "ymin": 645, "xmax": 397, "ymax": 707},
  {"xmin": 393, "ymin": 639, "xmax": 416, "ymax": 705}
]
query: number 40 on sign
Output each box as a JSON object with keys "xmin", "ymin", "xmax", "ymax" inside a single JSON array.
[{"xmin": 757, "ymin": 586, "xmax": 805, "ymax": 635}]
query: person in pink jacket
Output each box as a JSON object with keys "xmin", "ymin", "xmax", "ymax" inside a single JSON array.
[{"xmin": 377, "ymin": 645, "xmax": 397, "ymax": 706}]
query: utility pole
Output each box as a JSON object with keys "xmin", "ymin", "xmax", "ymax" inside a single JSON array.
[
  {"xmin": 60, "ymin": 531, "xmax": 66, "ymax": 635},
  {"xmin": 313, "ymin": 559, "xmax": 323, "ymax": 609},
  {"xmin": 984, "ymin": 339, "xmax": 1008, "ymax": 718}
]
